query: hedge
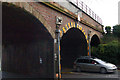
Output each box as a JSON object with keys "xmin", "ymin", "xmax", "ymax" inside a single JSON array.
[{"xmin": 92, "ymin": 41, "xmax": 120, "ymax": 65}]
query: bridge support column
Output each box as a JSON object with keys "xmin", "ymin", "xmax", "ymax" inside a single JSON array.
[
  {"xmin": 0, "ymin": 2, "xmax": 2, "ymax": 80},
  {"xmin": 55, "ymin": 16, "xmax": 62, "ymax": 80},
  {"xmin": 55, "ymin": 26, "xmax": 61, "ymax": 80},
  {"xmin": 88, "ymin": 30, "xmax": 91, "ymax": 57}
]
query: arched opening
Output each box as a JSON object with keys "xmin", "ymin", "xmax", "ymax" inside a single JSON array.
[
  {"xmin": 60, "ymin": 28, "xmax": 87, "ymax": 70},
  {"xmin": 90, "ymin": 34, "xmax": 100, "ymax": 47},
  {"xmin": 2, "ymin": 3, "xmax": 54, "ymax": 78}
]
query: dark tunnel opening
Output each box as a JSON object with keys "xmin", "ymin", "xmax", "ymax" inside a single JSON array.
[
  {"xmin": 90, "ymin": 35, "xmax": 100, "ymax": 47},
  {"xmin": 60, "ymin": 28, "xmax": 87, "ymax": 69},
  {"xmin": 2, "ymin": 3, "xmax": 54, "ymax": 78}
]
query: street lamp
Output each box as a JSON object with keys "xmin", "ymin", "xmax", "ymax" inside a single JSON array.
[{"xmin": 55, "ymin": 16, "xmax": 62, "ymax": 80}]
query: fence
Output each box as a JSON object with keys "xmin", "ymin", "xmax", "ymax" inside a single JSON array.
[{"xmin": 69, "ymin": 0, "xmax": 102, "ymax": 24}]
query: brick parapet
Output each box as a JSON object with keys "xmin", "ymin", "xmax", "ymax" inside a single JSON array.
[{"xmin": 41, "ymin": 2, "xmax": 103, "ymax": 33}]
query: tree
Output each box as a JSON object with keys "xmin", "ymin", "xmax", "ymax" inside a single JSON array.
[
  {"xmin": 92, "ymin": 24, "xmax": 120, "ymax": 65},
  {"xmin": 92, "ymin": 41, "xmax": 120, "ymax": 65},
  {"xmin": 105, "ymin": 26, "xmax": 111, "ymax": 34},
  {"xmin": 113, "ymin": 24, "xmax": 120, "ymax": 37}
]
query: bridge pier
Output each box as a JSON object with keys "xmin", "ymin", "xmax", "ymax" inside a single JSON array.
[{"xmin": 1, "ymin": 1, "xmax": 103, "ymax": 79}]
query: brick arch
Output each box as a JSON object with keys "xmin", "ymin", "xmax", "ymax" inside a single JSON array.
[
  {"xmin": 90, "ymin": 34, "xmax": 100, "ymax": 47},
  {"xmin": 2, "ymin": 3, "xmax": 54, "ymax": 77},
  {"xmin": 10, "ymin": 2, "xmax": 55, "ymax": 38},
  {"xmin": 90, "ymin": 33, "xmax": 101, "ymax": 42},
  {"xmin": 60, "ymin": 22, "xmax": 88, "ymax": 43},
  {"xmin": 60, "ymin": 22, "xmax": 89, "ymax": 69},
  {"xmin": 60, "ymin": 22, "xmax": 90, "ymax": 57}
]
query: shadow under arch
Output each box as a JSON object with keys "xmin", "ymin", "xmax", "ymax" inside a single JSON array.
[
  {"xmin": 90, "ymin": 34, "xmax": 100, "ymax": 47},
  {"xmin": 2, "ymin": 3, "xmax": 54, "ymax": 78},
  {"xmin": 60, "ymin": 28, "xmax": 88, "ymax": 69}
]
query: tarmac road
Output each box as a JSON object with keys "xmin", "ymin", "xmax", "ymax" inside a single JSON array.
[
  {"xmin": 0, "ymin": 70, "xmax": 119, "ymax": 80},
  {"xmin": 61, "ymin": 70, "xmax": 120, "ymax": 80}
]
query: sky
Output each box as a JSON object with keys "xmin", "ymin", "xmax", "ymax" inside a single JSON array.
[{"xmin": 80, "ymin": 0, "xmax": 120, "ymax": 27}]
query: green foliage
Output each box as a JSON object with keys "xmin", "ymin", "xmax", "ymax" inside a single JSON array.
[
  {"xmin": 92, "ymin": 41, "xmax": 120, "ymax": 65},
  {"xmin": 105, "ymin": 26, "xmax": 111, "ymax": 34},
  {"xmin": 92, "ymin": 24, "xmax": 120, "ymax": 65},
  {"xmin": 101, "ymin": 34, "xmax": 118, "ymax": 44},
  {"xmin": 113, "ymin": 24, "xmax": 120, "ymax": 37}
]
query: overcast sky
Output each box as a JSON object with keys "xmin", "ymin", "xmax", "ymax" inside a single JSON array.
[{"xmin": 80, "ymin": 0, "xmax": 119, "ymax": 27}]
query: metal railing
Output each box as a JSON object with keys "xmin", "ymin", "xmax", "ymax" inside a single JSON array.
[{"xmin": 69, "ymin": 0, "xmax": 102, "ymax": 24}]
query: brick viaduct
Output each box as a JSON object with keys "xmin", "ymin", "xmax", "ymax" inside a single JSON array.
[{"xmin": 2, "ymin": 1, "xmax": 103, "ymax": 79}]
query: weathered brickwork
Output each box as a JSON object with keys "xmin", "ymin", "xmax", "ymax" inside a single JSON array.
[
  {"xmin": 10, "ymin": 2, "xmax": 103, "ymax": 40},
  {"xmin": 82, "ymin": 12, "xmax": 103, "ymax": 32},
  {"xmin": 28, "ymin": 2, "xmax": 75, "ymax": 32},
  {"xmin": 2, "ymin": 2, "xmax": 104, "ymax": 78}
]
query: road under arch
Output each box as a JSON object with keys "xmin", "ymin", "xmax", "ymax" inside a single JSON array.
[
  {"xmin": 90, "ymin": 34, "xmax": 100, "ymax": 47},
  {"xmin": 2, "ymin": 3, "xmax": 54, "ymax": 78},
  {"xmin": 60, "ymin": 28, "xmax": 87, "ymax": 69}
]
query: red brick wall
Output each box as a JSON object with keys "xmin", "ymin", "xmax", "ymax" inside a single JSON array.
[
  {"xmin": 28, "ymin": 2, "xmax": 75, "ymax": 31},
  {"xmin": 82, "ymin": 12, "xmax": 103, "ymax": 32},
  {"xmin": 28, "ymin": 2, "xmax": 102, "ymax": 39}
]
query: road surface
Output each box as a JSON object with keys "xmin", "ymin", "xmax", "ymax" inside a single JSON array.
[{"xmin": 62, "ymin": 70, "xmax": 120, "ymax": 80}]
